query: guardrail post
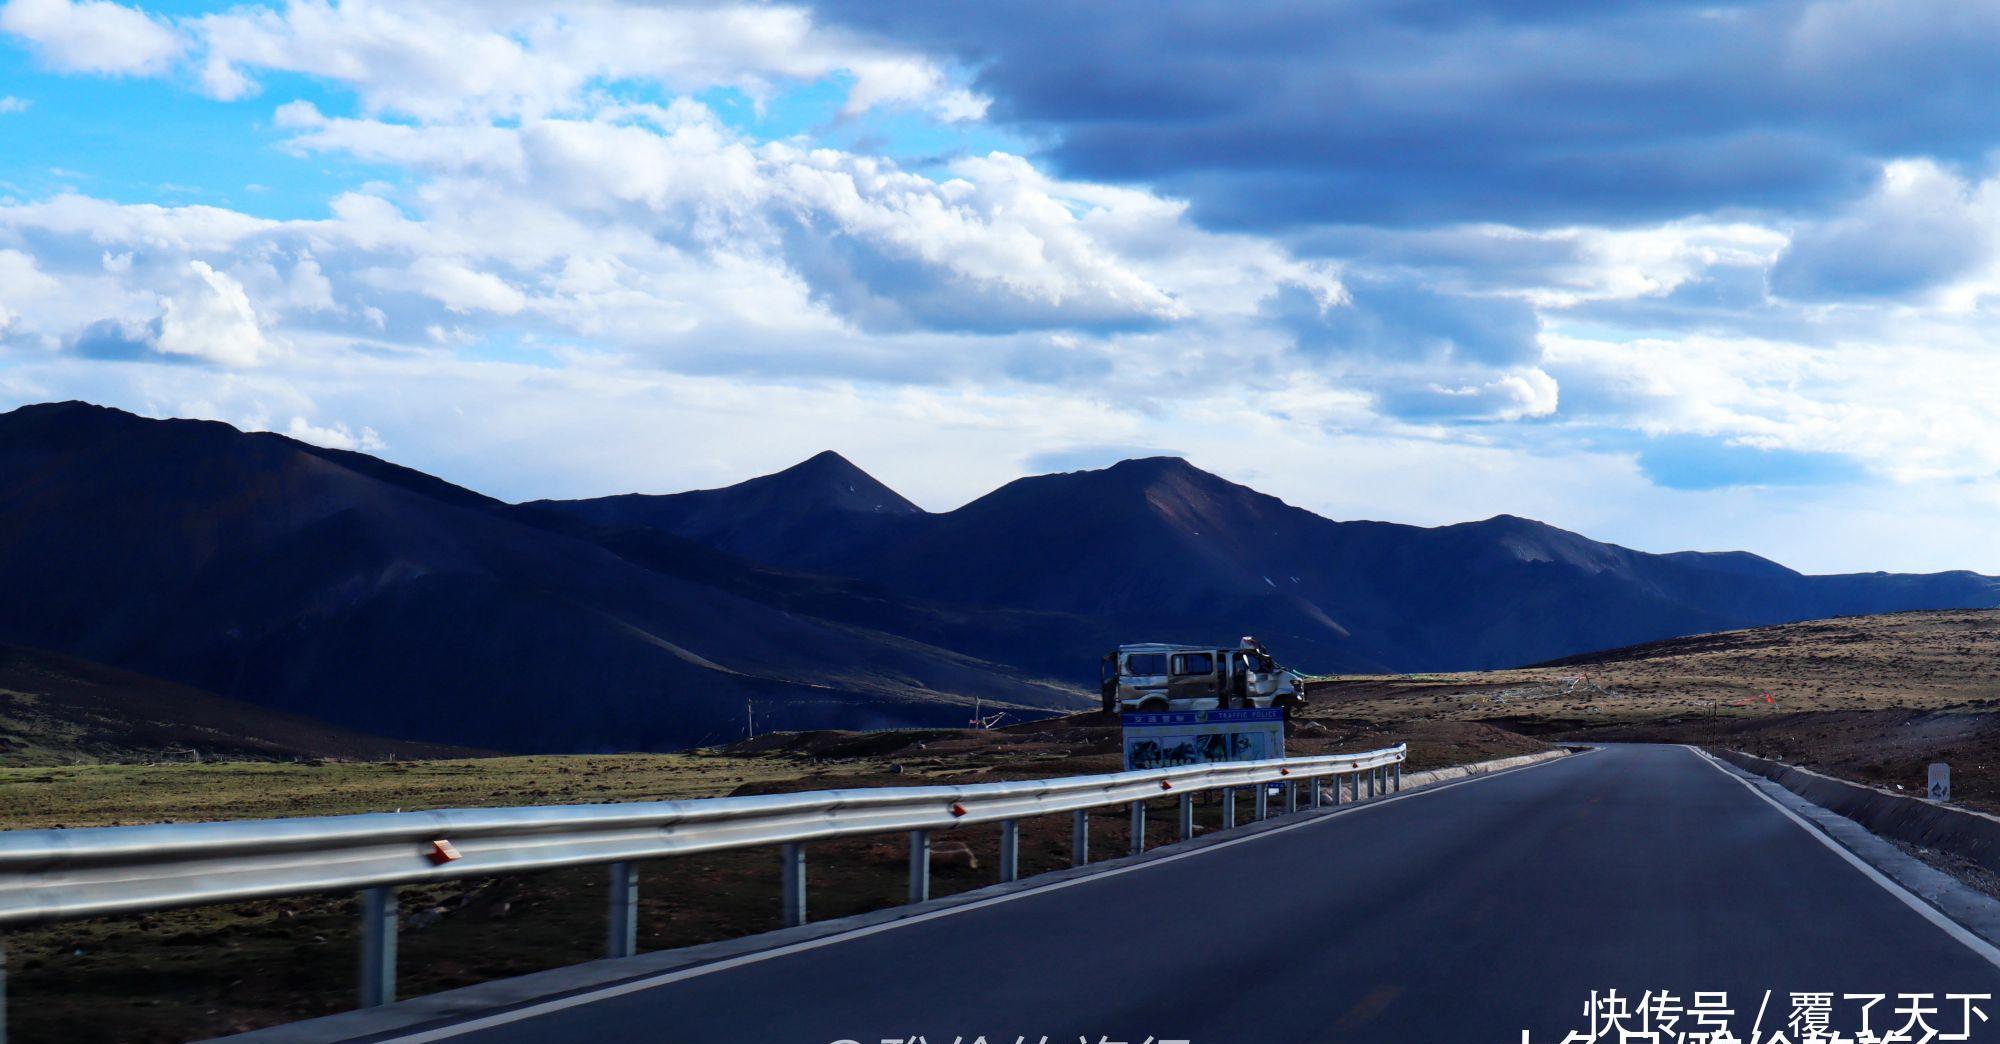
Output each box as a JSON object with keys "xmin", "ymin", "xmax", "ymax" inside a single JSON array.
[
  {"xmin": 1369, "ymin": 768, "xmax": 1378, "ymax": 799},
  {"xmin": 1072, "ymin": 809, "xmax": 1089, "ymax": 866},
  {"xmin": 1285, "ymin": 781, "xmax": 1298, "ymax": 814},
  {"xmin": 1254, "ymin": 783, "xmax": 1269, "ymax": 820},
  {"xmin": 1178, "ymin": 793, "xmax": 1194, "ymax": 840},
  {"xmin": 1129, "ymin": 800, "xmax": 1147, "ymax": 855},
  {"xmin": 908, "ymin": 830, "xmax": 930, "ymax": 903},
  {"xmin": 1221, "ymin": 787, "xmax": 1236, "ymax": 828},
  {"xmin": 358, "ymin": 886, "xmax": 397, "ymax": 1008},
  {"xmin": 781, "ymin": 843, "xmax": 807, "ymax": 927},
  {"xmin": 1349, "ymin": 771, "xmax": 1359, "ymax": 803},
  {"xmin": 1310, "ymin": 776, "xmax": 1323, "ymax": 809},
  {"xmin": 998, "ymin": 820, "xmax": 1019, "ymax": 883},
  {"xmin": 606, "ymin": 861, "xmax": 639, "ymax": 958},
  {"xmin": 2, "ymin": 937, "xmax": 8, "ymax": 1044},
  {"xmin": 1394, "ymin": 762, "xmax": 1402, "ymax": 792}
]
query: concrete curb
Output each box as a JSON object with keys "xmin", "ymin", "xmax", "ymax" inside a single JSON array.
[
  {"xmin": 1712, "ymin": 749, "xmax": 2000, "ymax": 876},
  {"xmin": 1397, "ymin": 748, "xmax": 1569, "ymax": 791}
]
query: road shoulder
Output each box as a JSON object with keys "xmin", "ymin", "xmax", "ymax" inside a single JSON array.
[{"xmin": 1692, "ymin": 746, "xmax": 2000, "ymax": 961}]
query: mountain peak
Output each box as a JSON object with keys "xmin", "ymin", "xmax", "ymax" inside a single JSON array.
[
  {"xmin": 3, "ymin": 399, "xmax": 152, "ymax": 435},
  {"xmin": 762, "ymin": 451, "xmax": 920, "ymax": 515},
  {"xmin": 528, "ymin": 449, "xmax": 921, "ymax": 567},
  {"xmin": 775, "ymin": 449, "xmax": 873, "ymax": 485},
  {"xmin": 1106, "ymin": 455, "xmax": 1202, "ymax": 477}
]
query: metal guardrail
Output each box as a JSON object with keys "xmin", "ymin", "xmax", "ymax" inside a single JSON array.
[{"xmin": 0, "ymin": 744, "xmax": 1405, "ymax": 1025}]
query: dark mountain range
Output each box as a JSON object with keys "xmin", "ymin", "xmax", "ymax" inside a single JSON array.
[
  {"xmin": 7, "ymin": 400, "xmax": 1996, "ymax": 755},
  {"xmin": 545, "ymin": 455, "xmax": 2000, "ymax": 673},
  {"xmin": 0, "ymin": 402, "xmax": 1085, "ymax": 753}
]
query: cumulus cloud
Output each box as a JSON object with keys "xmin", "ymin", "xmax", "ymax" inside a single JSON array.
[
  {"xmin": 0, "ymin": 95, "xmax": 29, "ymax": 112},
  {"xmin": 0, "ymin": 0, "xmax": 183, "ymax": 75},
  {"xmin": 1277, "ymin": 274, "xmax": 1542, "ymax": 370},
  {"xmin": 1772, "ymin": 159, "xmax": 1999, "ymax": 300},
  {"xmin": 152, "ymin": 260, "xmax": 271, "ymax": 365},
  {"xmin": 815, "ymin": 0, "xmax": 2000, "ymax": 228},
  {"xmin": 283, "ymin": 414, "xmax": 383, "ymax": 451},
  {"xmin": 1373, "ymin": 369, "xmax": 1559, "ymax": 424},
  {"xmin": 55, "ymin": 259, "xmax": 272, "ymax": 366},
  {"xmin": 3, "ymin": 0, "xmax": 985, "ymax": 124}
]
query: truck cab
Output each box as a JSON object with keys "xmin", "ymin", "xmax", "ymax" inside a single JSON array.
[{"xmin": 1100, "ymin": 639, "xmax": 1305, "ymax": 714}]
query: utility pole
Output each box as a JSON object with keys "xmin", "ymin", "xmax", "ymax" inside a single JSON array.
[{"xmin": 746, "ymin": 699, "xmax": 754, "ymax": 740}]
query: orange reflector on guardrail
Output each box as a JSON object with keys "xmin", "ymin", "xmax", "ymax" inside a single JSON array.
[
  {"xmin": 427, "ymin": 839, "xmax": 461, "ymax": 864},
  {"xmin": 949, "ymin": 803, "xmax": 967, "ymax": 818},
  {"xmin": 1160, "ymin": 780, "xmax": 1173, "ymax": 790}
]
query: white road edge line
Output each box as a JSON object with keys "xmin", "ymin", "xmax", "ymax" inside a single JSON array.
[
  {"xmin": 379, "ymin": 749, "xmax": 1587, "ymax": 1042},
  {"xmin": 1685, "ymin": 744, "xmax": 2000, "ymax": 972}
]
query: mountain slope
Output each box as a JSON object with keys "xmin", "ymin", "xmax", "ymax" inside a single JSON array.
[
  {"xmin": 0, "ymin": 403, "xmax": 1085, "ymax": 752},
  {"xmin": 0, "ymin": 641, "xmax": 482, "ymax": 766}
]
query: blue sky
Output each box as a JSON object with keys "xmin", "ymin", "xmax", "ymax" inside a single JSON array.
[{"xmin": 0, "ymin": 0, "xmax": 1997, "ymax": 574}]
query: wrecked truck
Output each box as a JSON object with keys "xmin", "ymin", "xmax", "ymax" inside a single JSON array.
[{"xmin": 1098, "ymin": 637, "xmax": 1306, "ymax": 715}]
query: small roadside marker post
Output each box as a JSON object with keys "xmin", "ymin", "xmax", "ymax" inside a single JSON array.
[
  {"xmin": 1930, "ymin": 763, "xmax": 1952, "ymax": 802},
  {"xmin": 358, "ymin": 886, "xmax": 397, "ymax": 1007},
  {"xmin": 780, "ymin": 844, "xmax": 806, "ymax": 927},
  {"xmin": 907, "ymin": 830, "xmax": 930, "ymax": 903},
  {"xmin": 998, "ymin": 820, "xmax": 1020, "ymax": 883},
  {"xmin": 606, "ymin": 861, "xmax": 638, "ymax": 957}
]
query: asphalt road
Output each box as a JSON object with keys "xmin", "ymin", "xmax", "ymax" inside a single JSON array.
[{"xmin": 388, "ymin": 745, "xmax": 2000, "ymax": 1044}]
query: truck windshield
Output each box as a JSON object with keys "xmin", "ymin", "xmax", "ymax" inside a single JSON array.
[{"xmin": 1125, "ymin": 653, "xmax": 1169, "ymax": 675}]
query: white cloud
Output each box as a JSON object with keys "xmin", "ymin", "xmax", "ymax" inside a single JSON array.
[
  {"xmin": 0, "ymin": 0, "xmax": 183, "ymax": 75},
  {"xmin": 283, "ymin": 414, "xmax": 383, "ymax": 451},
  {"xmin": 1772, "ymin": 159, "xmax": 2000, "ymax": 301},
  {"xmin": 1545, "ymin": 329, "xmax": 2000, "ymax": 486},
  {"xmin": 398, "ymin": 257, "xmax": 527, "ymax": 316},
  {"xmin": 182, "ymin": 0, "xmax": 984, "ymax": 123},
  {"xmin": 0, "ymin": 95, "xmax": 29, "ymax": 113},
  {"xmin": 152, "ymin": 260, "xmax": 273, "ymax": 367}
]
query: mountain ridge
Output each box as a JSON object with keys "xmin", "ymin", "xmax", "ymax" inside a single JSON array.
[
  {"xmin": 7, "ymin": 399, "xmax": 1997, "ymax": 753},
  {"xmin": 568, "ymin": 441, "xmax": 1998, "ymax": 672}
]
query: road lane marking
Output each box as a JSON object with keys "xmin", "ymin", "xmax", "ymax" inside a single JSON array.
[
  {"xmin": 1686, "ymin": 745, "xmax": 2000, "ymax": 972},
  {"xmin": 376, "ymin": 750, "xmax": 1587, "ymax": 1042}
]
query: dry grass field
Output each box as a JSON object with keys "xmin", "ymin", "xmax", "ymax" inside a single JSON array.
[{"xmin": 1306, "ymin": 609, "xmax": 2000, "ymax": 806}]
